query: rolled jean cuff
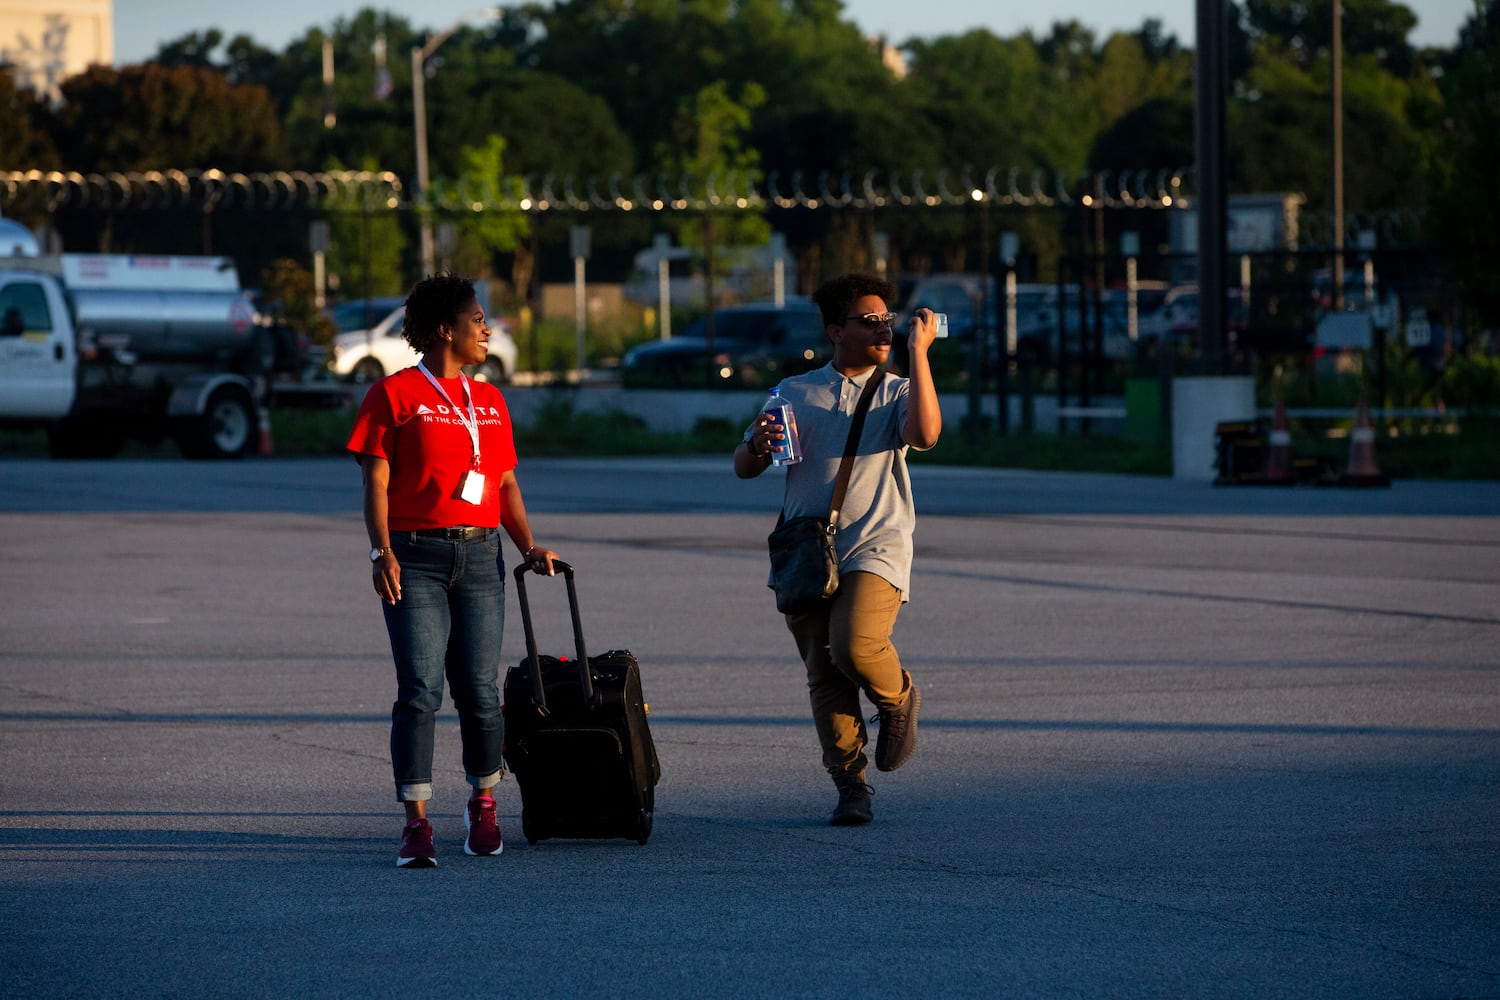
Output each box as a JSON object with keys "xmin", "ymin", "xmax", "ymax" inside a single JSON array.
[
  {"xmin": 467, "ymin": 766, "xmax": 505, "ymax": 791},
  {"xmin": 396, "ymin": 781, "xmax": 433, "ymax": 803}
]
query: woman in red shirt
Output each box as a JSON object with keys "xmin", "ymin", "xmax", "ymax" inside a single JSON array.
[{"xmin": 347, "ymin": 271, "xmax": 558, "ymax": 869}]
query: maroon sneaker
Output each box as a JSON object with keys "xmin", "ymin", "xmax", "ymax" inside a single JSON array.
[
  {"xmin": 397, "ymin": 818, "xmax": 436, "ymax": 869},
  {"xmin": 464, "ymin": 796, "xmax": 504, "ymax": 856}
]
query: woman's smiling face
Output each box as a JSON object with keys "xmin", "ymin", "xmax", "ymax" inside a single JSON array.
[{"xmin": 445, "ymin": 298, "xmax": 491, "ymax": 366}]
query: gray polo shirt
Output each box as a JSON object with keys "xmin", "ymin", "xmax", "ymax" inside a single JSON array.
[{"xmin": 750, "ymin": 363, "xmax": 921, "ymax": 600}]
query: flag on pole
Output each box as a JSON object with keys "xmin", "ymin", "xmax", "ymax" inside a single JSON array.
[
  {"xmin": 373, "ymin": 33, "xmax": 394, "ymax": 101},
  {"xmin": 322, "ymin": 38, "xmax": 336, "ymax": 128}
]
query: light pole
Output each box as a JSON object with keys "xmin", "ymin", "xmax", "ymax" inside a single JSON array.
[
  {"xmin": 1194, "ymin": 0, "xmax": 1228, "ymax": 374},
  {"xmin": 1331, "ymin": 0, "xmax": 1345, "ymax": 311},
  {"xmin": 412, "ymin": 7, "xmax": 501, "ymax": 278}
]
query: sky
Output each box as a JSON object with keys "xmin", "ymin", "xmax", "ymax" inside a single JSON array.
[{"xmin": 112, "ymin": 0, "xmax": 1477, "ymax": 66}]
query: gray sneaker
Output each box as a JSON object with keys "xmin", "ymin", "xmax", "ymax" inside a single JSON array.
[
  {"xmin": 874, "ymin": 671, "xmax": 921, "ymax": 772},
  {"xmin": 829, "ymin": 778, "xmax": 874, "ymax": 826}
]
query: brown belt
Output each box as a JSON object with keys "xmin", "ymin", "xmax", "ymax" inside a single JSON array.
[{"xmin": 410, "ymin": 526, "xmax": 493, "ymax": 540}]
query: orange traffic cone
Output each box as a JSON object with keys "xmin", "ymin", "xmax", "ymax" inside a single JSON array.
[
  {"xmin": 1339, "ymin": 394, "xmax": 1389, "ymax": 487},
  {"xmin": 256, "ymin": 406, "xmax": 274, "ymax": 457},
  {"xmin": 1264, "ymin": 393, "xmax": 1293, "ymax": 484}
]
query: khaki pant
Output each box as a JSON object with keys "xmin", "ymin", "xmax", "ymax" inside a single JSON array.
[{"xmin": 786, "ymin": 571, "xmax": 910, "ymax": 781}]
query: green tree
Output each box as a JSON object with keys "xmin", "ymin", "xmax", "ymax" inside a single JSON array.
[
  {"xmin": 476, "ymin": 70, "xmax": 635, "ymax": 181},
  {"xmin": 529, "ymin": 0, "xmax": 739, "ymax": 168},
  {"xmin": 428, "ymin": 134, "xmax": 532, "ymax": 293},
  {"xmin": 903, "ymin": 32, "xmax": 1040, "ymax": 170},
  {"xmin": 152, "ymin": 29, "xmax": 227, "ymax": 69},
  {"xmin": 656, "ymin": 81, "xmax": 771, "ymax": 302},
  {"xmin": 276, "ymin": 14, "xmax": 425, "ymax": 179},
  {"xmin": 467, "ymin": 66, "xmax": 638, "ymax": 306},
  {"xmin": 1090, "ymin": 94, "xmax": 1196, "ymax": 168},
  {"xmin": 260, "ymin": 257, "xmax": 335, "ymax": 344},
  {"xmin": 0, "ymin": 67, "xmax": 58, "ymax": 168},
  {"xmin": 1228, "ymin": 31, "xmax": 1441, "ymax": 219},
  {"xmin": 48, "ymin": 64, "xmax": 287, "ymax": 171},
  {"xmin": 16, "ymin": 0, "xmax": 1472, "ymax": 317},
  {"xmin": 1241, "ymin": 0, "xmax": 1419, "ymax": 75},
  {"xmin": 727, "ymin": 8, "xmax": 936, "ymax": 281},
  {"xmin": 1429, "ymin": 0, "xmax": 1500, "ymax": 324},
  {"xmin": 144, "ymin": 28, "xmax": 281, "ymax": 88},
  {"xmin": 324, "ymin": 158, "xmax": 408, "ymax": 305},
  {"xmin": 0, "ymin": 68, "xmax": 61, "ymax": 238}
]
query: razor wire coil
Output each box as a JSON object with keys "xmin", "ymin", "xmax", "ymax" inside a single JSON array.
[
  {"xmin": 0, "ymin": 166, "xmax": 1423, "ymax": 247},
  {"xmin": 1, "ymin": 166, "xmax": 1191, "ymax": 215}
]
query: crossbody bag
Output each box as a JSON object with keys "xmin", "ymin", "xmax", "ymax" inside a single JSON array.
[{"xmin": 766, "ymin": 370, "xmax": 886, "ymax": 615}]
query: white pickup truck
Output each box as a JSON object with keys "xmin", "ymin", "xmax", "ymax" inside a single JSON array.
[{"xmin": 0, "ymin": 241, "xmax": 315, "ymax": 459}]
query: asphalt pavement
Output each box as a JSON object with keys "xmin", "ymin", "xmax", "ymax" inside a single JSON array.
[{"xmin": 1, "ymin": 457, "xmax": 1496, "ymax": 998}]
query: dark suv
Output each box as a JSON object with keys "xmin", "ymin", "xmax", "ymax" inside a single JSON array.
[{"xmin": 621, "ymin": 301, "xmax": 830, "ymax": 388}]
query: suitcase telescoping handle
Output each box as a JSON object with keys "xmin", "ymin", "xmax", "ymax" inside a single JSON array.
[{"xmin": 512, "ymin": 560, "xmax": 597, "ymax": 713}]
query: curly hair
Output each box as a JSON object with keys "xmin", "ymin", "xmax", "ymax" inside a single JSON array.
[
  {"xmin": 810, "ymin": 272, "xmax": 897, "ymax": 329},
  {"xmin": 401, "ymin": 271, "xmax": 476, "ymax": 355}
]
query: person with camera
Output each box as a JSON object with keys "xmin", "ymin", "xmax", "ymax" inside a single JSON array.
[
  {"xmin": 733, "ymin": 272, "xmax": 942, "ymax": 825},
  {"xmin": 347, "ymin": 271, "xmax": 558, "ymax": 868}
]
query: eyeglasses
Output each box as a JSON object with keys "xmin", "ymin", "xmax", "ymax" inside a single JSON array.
[{"xmin": 844, "ymin": 311, "xmax": 896, "ymax": 328}]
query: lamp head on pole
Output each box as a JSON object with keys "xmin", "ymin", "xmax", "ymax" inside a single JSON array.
[{"xmin": 413, "ymin": 5, "xmax": 508, "ymax": 278}]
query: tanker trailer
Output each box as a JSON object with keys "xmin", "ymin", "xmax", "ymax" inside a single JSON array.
[
  {"xmin": 61, "ymin": 254, "xmax": 262, "ymax": 365},
  {"xmin": 0, "ymin": 253, "xmax": 302, "ymax": 459}
]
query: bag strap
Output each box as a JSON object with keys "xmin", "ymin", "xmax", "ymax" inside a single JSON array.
[{"xmin": 827, "ymin": 369, "xmax": 886, "ymax": 529}]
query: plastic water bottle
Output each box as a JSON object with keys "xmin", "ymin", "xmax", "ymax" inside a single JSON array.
[{"xmin": 763, "ymin": 386, "xmax": 802, "ymax": 466}]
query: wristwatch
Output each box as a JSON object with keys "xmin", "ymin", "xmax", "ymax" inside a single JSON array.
[{"xmin": 370, "ymin": 547, "xmax": 391, "ymax": 562}]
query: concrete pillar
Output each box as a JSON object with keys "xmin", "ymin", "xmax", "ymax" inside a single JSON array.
[{"xmin": 1172, "ymin": 375, "xmax": 1254, "ymax": 480}]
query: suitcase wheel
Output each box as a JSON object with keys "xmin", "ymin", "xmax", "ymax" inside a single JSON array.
[{"xmin": 635, "ymin": 810, "xmax": 653, "ymax": 846}]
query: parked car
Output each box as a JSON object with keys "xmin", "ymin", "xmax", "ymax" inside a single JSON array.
[
  {"xmin": 1092, "ymin": 283, "xmax": 1170, "ymax": 360},
  {"xmin": 327, "ymin": 304, "xmax": 519, "ymax": 384},
  {"xmin": 888, "ymin": 273, "xmax": 995, "ymax": 376},
  {"xmin": 894, "ymin": 273, "xmax": 993, "ymax": 339},
  {"xmin": 1137, "ymin": 284, "xmax": 1248, "ymax": 349},
  {"xmin": 324, "ymin": 296, "xmax": 406, "ymax": 335},
  {"xmin": 892, "ymin": 276, "xmax": 1090, "ymax": 370},
  {"xmin": 889, "ymin": 274, "xmax": 1171, "ymax": 370},
  {"xmin": 621, "ymin": 301, "xmax": 828, "ymax": 388},
  {"xmin": 892, "ymin": 275, "xmax": 1098, "ymax": 361},
  {"xmin": 1312, "ymin": 266, "xmax": 1377, "ymax": 311}
]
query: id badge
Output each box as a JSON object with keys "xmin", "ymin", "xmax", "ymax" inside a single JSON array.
[{"xmin": 459, "ymin": 470, "xmax": 486, "ymax": 505}]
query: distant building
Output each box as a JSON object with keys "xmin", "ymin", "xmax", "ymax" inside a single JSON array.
[
  {"xmin": 873, "ymin": 36, "xmax": 907, "ymax": 79},
  {"xmin": 1168, "ymin": 192, "xmax": 1306, "ymax": 282},
  {"xmin": 0, "ymin": 0, "xmax": 113, "ymax": 103},
  {"xmin": 1171, "ymin": 193, "xmax": 1306, "ymax": 255}
]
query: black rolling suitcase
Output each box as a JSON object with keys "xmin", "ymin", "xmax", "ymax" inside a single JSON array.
[{"xmin": 502, "ymin": 561, "xmax": 660, "ymax": 845}]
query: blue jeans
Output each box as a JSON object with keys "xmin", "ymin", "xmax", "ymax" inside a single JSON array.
[{"xmin": 382, "ymin": 530, "xmax": 506, "ymax": 802}]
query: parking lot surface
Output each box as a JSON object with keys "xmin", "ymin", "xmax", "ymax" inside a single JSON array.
[{"xmin": 1, "ymin": 458, "xmax": 1496, "ymax": 997}]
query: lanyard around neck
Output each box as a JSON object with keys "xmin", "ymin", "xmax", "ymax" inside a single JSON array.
[{"xmin": 416, "ymin": 361, "xmax": 481, "ymax": 466}]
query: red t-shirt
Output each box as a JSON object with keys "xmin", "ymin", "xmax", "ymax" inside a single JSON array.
[{"xmin": 346, "ymin": 367, "xmax": 519, "ymax": 531}]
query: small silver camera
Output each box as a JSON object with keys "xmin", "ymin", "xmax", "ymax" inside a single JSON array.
[{"xmin": 934, "ymin": 312, "xmax": 948, "ymax": 338}]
